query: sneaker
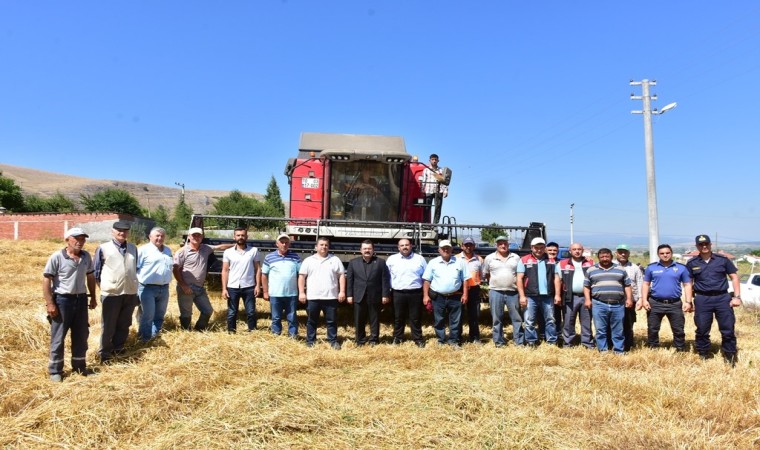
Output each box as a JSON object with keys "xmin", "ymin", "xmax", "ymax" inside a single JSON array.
[{"xmin": 50, "ymin": 374, "xmax": 63, "ymax": 382}]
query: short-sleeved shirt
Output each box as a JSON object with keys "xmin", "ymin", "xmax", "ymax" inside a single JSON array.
[
  {"xmin": 517, "ymin": 259, "xmax": 550, "ymax": 295},
  {"xmin": 584, "ymin": 264, "xmax": 631, "ymax": 302},
  {"xmin": 174, "ymin": 244, "xmax": 215, "ymax": 286},
  {"xmin": 686, "ymin": 253, "xmax": 737, "ymax": 293},
  {"xmin": 386, "ymin": 252, "xmax": 427, "ymax": 290},
  {"xmin": 644, "ymin": 261, "xmax": 691, "ymax": 299},
  {"xmin": 137, "ymin": 243, "xmax": 173, "ymax": 285},
  {"xmin": 262, "ymin": 250, "xmax": 301, "ymax": 297},
  {"xmin": 223, "ymin": 245, "xmax": 260, "ymax": 288},
  {"xmin": 482, "ymin": 252, "xmax": 520, "ymax": 291},
  {"xmin": 299, "ymin": 253, "xmax": 344, "ymax": 300},
  {"xmin": 422, "ymin": 255, "xmax": 471, "ymax": 294},
  {"xmin": 43, "ymin": 249, "xmax": 94, "ymax": 295},
  {"xmin": 457, "ymin": 252, "xmax": 483, "ymax": 287}
]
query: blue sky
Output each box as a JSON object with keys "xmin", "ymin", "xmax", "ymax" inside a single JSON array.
[{"xmin": 2, "ymin": 1, "xmax": 759, "ymax": 245}]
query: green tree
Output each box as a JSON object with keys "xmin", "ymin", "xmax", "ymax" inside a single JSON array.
[
  {"xmin": 480, "ymin": 223, "xmax": 508, "ymax": 244},
  {"xmin": 80, "ymin": 188, "xmax": 143, "ymax": 216},
  {"xmin": 171, "ymin": 197, "xmax": 194, "ymax": 237},
  {"xmin": 751, "ymin": 249, "xmax": 760, "ymax": 257},
  {"xmin": 0, "ymin": 173, "xmax": 25, "ymax": 211},
  {"xmin": 264, "ymin": 175, "xmax": 286, "ymax": 216},
  {"xmin": 150, "ymin": 205, "xmax": 171, "ymax": 230},
  {"xmin": 23, "ymin": 191, "xmax": 76, "ymax": 212},
  {"xmin": 213, "ymin": 190, "xmax": 283, "ymax": 229}
]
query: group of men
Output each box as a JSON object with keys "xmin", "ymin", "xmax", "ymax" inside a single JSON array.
[{"xmin": 44, "ymin": 223, "xmax": 743, "ymax": 381}]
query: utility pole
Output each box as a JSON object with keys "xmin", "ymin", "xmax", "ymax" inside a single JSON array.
[
  {"xmin": 570, "ymin": 203, "xmax": 575, "ymax": 244},
  {"xmin": 174, "ymin": 182, "xmax": 185, "ymax": 202},
  {"xmin": 630, "ymin": 79, "xmax": 677, "ymax": 263}
]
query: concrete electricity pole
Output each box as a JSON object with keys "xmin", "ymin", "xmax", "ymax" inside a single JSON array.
[{"xmin": 630, "ymin": 79, "xmax": 676, "ymax": 262}]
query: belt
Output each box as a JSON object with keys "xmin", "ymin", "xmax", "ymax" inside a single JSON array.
[
  {"xmin": 56, "ymin": 293, "xmax": 88, "ymax": 298},
  {"xmin": 652, "ymin": 298, "xmax": 681, "ymax": 304},
  {"xmin": 142, "ymin": 283, "xmax": 169, "ymax": 287},
  {"xmin": 393, "ymin": 288, "xmax": 422, "ymax": 293},
  {"xmin": 694, "ymin": 290, "xmax": 727, "ymax": 296},
  {"xmin": 432, "ymin": 290, "xmax": 462, "ymax": 299},
  {"xmin": 492, "ymin": 290, "xmax": 518, "ymax": 295},
  {"xmin": 593, "ymin": 298, "xmax": 623, "ymax": 305}
]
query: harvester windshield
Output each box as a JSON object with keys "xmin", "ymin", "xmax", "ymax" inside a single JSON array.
[{"xmin": 329, "ymin": 161, "xmax": 403, "ymax": 222}]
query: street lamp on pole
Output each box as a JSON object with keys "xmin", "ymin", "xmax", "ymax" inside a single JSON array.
[{"xmin": 631, "ymin": 79, "xmax": 677, "ymax": 262}]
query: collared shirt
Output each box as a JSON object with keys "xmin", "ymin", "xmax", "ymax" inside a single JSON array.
[
  {"xmin": 571, "ymin": 260, "xmax": 586, "ymax": 294},
  {"xmin": 585, "ymin": 264, "xmax": 631, "ymax": 302},
  {"xmin": 262, "ymin": 250, "xmax": 301, "ymax": 297},
  {"xmin": 615, "ymin": 261, "xmax": 643, "ymax": 302},
  {"xmin": 299, "ymin": 253, "xmax": 344, "ymax": 300},
  {"xmin": 223, "ymin": 245, "xmax": 260, "ymax": 288},
  {"xmin": 386, "ymin": 252, "xmax": 427, "ymax": 290},
  {"xmin": 43, "ymin": 249, "xmax": 94, "ymax": 295},
  {"xmin": 644, "ymin": 261, "xmax": 691, "ymax": 299},
  {"xmin": 174, "ymin": 244, "xmax": 215, "ymax": 286},
  {"xmin": 422, "ymin": 255, "xmax": 470, "ymax": 294},
  {"xmin": 517, "ymin": 258, "xmax": 549, "ymax": 295},
  {"xmin": 457, "ymin": 252, "xmax": 483, "ymax": 287},
  {"xmin": 421, "ymin": 166, "xmax": 448, "ymax": 196},
  {"xmin": 136, "ymin": 243, "xmax": 173, "ymax": 285},
  {"xmin": 482, "ymin": 251, "xmax": 520, "ymax": 291},
  {"xmin": 686, "ymin": 253, "xmax": 737, "ymax": 292},
  {"xmin": 94, "ymin": 239, "xmax": 128, "ymax": 281}
]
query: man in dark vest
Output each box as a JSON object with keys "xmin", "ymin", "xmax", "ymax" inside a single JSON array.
[{"xmin": 517, "ymin": 238, "xmax": 561, "ymax": 347}]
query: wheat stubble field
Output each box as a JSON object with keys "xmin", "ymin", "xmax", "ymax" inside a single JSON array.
[{"xmin": 0, "ymin": 239, "xmax": 758, "ymax": 449}]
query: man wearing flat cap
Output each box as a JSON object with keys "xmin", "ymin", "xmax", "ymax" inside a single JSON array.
[
  {"xmin": 43, "ymin": 227, "xmax": 97, "ymax": 381},
  {"xmin": 94, "ymin": 221, "xmax": 139, "ymax": 363},
  {"xmin": 686, "ymin": 234, "xmax": 742, "ymax": 366}
]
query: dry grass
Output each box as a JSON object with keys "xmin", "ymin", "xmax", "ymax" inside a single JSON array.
[{"xmin": 1, "ymin": 239, "xmax": 759, "ymax": 449}]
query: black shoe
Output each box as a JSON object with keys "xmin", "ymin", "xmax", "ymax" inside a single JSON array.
[
  {"xmin": 368, "ymin": 341, "xmax": 378, "ymax": 347},
  {"xmin": 392, "ymin": 338, "xmax": 404, "ymax": 345},
  {"xmin": 73, "ymin": 368, "xmax": 93, "ymax": 376},
  {"xmin": 415, "ymin": 341, "xmax": 426, "ymax": 348},
  {"xmin": 723, "ymin": 352, "xmax": 737, "ymax": 368},
  {"xmin": 330, "ymin": 341, "xmax": 342, "ymax": 350},
  {"xmin": 306, "ymin": 342, "xmax": 315, "ymax": 348},
  {"xmin": 699, "ymin": 352, "xmax": 711, "ymax": 360}
]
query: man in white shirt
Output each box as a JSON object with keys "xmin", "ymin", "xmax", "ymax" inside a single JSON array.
[{"xmin": 222, "ymin": 227, "xmax": 261, "ymax": 333}]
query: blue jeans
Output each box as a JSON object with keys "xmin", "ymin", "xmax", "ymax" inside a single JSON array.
[
  {"xmin": 137, "ymin": 284, "xmax": 170, "ymax": 341},
  {"xmin": 592, "ymin": 299, "xmax": 625, "ymax": 353},
  {"xmin": 270, "ymin": 296, "xmax": 298, "ymax": 336},
  {"xmin": 49, "ymin": 294, "xmax": 90, "ymax": 375},
  {"xmin": 306, "ymin": 299, "xmax": 338, "ymax": 344},
  {"xmin": 432, "ymin": 294, "xmax": 462, "ymax": 345},
  {"xmin": 489, "ymin": 290, "xmax": 519, "ymax": 346},
  {"xmin": 226, "ymin": 286, "xmax": 256, "ymax": 332},
  {"xmin": 524, "ymin": 295, "xmax": 557, "ymax": 344}
]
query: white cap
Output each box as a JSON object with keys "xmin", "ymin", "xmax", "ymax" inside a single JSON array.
[
  {"xmin": 276, "ymin": 233, "xmax": 291, "ymax": 241},
  {"xmin": 188, "ymin": 227, "xmax": 203, "ymax": 235},
  {"xmin": 64, "ymin": 227, "xmax": 89, "ymax": 239},
  {"xmin": 531, "ymin": 237, "xmax": 546, "ymax": 246},
  {"xmin": 438, "ymin": 239, "xmax": 452, "ymax": 248}
]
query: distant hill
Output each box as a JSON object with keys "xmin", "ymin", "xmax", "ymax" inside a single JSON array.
[{"xmin": 0, "ymin": 163, "xmax": 263, "ymax": 215}]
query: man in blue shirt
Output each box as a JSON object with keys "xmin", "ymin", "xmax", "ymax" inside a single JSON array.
[
  {"xmin": 640, "ymin": 244, "xmax": 692, "ymax": 351},
  {"xmin": 686, "ymin": 234, "xmax": 742, "ymax": 366},
  {"xmin": 422, "ymin": 240, "xmax": 470, "ymax": 346},
  {"xmin": 262, "ymin": 233, "xmax": 302, "ymax": 338},
  {"xmin": 136, "ymin": 227, "xmax": 173, "ymax": 342},
  {"xmin": 387, "ymin": 238, "xmax": 427, "ymax": 347}
]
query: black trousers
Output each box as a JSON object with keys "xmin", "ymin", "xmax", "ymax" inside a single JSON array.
[
  {"xmin": 647, "ymin": 299, "xmax": 686, "ymax": 349},
  {"xmin": 459, "ymin": 286, "xmax": 481, "ymax": 342},
  {"xmin": 392, "ymin": 289, "xmax": 424, "ymax": 343},
  {"xmin": 354, "ymin": 299, "xmax": 381, "ymax": 344}
]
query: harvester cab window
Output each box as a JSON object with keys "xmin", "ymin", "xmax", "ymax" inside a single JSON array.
[{"xmin": 330, "ymin": 161, "xmax": 401, "ymax": 222}]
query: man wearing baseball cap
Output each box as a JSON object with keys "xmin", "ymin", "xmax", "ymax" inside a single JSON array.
[
  {"xmin": 43, "ymin": 227, "xmax": 97, "ymax": 381},
  {"xmin": 686, "ymin": 234, "xmax": 742, "ymax": 366},
  {"xmin": 422, "ymin": 239, "xmax": 470, "ymax": 346},
  {"xmin": 94, "ymin": 221, "xmax": 139, "ymax": 363},
  {"xmin": 516, "ymin": 237, "xmax": 561, "ymax": 347},
  {"xmin": 262, "ymin": 233, "xmax": 302, "ymax": 338}
]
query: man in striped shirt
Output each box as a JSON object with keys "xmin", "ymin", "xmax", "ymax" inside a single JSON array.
[{"xmin": 583, "ymin": 248, "xmax": 632, "ymax": 354}]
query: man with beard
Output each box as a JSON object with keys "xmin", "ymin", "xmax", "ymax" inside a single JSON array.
[
  {"xmin": 222, "ymin": 227, "xmax": 262, "ymax": 333},
  {"xmin": 386, "ymin": 238, "xmax": 427, "ymax": 347},
  {"xmin": 346, "ymin": 240, "xmax": 391, "ymax": 346}
]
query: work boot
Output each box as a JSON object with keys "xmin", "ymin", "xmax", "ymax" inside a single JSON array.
[
  {"xmin": 179, "ymin": 317, "xmax": 192, "ymax": 331},
  {"xmin": 194, "ymin": 313, "xmax": 211, "ymax": 331},
  {"xmin": 723, "ymin": 352, "xmax": 737, "ymax": 368}
]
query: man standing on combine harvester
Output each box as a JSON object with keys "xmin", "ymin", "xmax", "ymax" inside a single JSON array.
[{"xmin": 420, "ymin": 153, "xmax": 448, "ymax": 223}]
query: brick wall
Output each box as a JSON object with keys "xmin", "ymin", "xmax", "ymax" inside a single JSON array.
[{"xmin": 0, "ymin": 213, "xmax": 153, "ymax": 242}]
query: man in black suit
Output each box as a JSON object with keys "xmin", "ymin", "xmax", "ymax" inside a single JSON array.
[{"xmin": 347, "ymin": 240, "xmax": 391, "ymax": 346}]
